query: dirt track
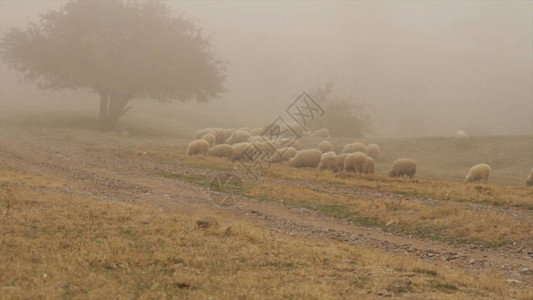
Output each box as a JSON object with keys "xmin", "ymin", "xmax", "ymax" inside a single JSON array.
[{"xmin": 1, "ymin": 125, "xmax": 532, "ymax": 288}]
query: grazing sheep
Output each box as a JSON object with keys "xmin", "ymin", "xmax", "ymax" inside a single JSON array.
[
  {"xmin": 291, "ymin": 140, "xmax": 302, "ymax": 150},
  {"xmin": 282, "ymin": 147, "xmax": 298, "ymax": 161},
  {"xmin": 195, "ymin": 128, "xmax": 215, "ymax": 139},
  {"xmin": 311, "ymin": 128, "xmax": 330, "ymax": 138},
  {"xmin": 201, "ymin": 133, "xmax": 216, "ymax": 147},
  {"xmin": 288, "ymin": 149, "xmax": 322, "ymax": 168},
  {"xmin": 248, "ymin": 136, "xmax": 263, "ymax": 143},
  {"xmin": 388, "ymin": 159, "xmax": 417, "ymax": 178},
  {"xmin": 261, "ymin": 139, "xmax": 282, "ymax": 154},
  {"xmin": 366, "ymin": 144, "xmax": 380, "ymax": 160},
  {"xmin": 270, "ymin": 147, "xmax": 297, "ymax": 163},
  {"xmin": 318, "ymin": 141, "xmax": 333, "ymax": 153},
  {"xmin": 364, "ymin": 156, "xmax": 375, "ymax": 174},
  {"xmin": 207, "ymin": 144, "xmax": 233, "ymax": 159},
  {"xmin": 319, "ymin": 151, "xmax": 338, "ymax": 171},
  {"xmin": 342, "ymin": 142, "xmax": 367, "ymax": 154},
  {"xmin": 225, "ymin": 130, "xmax": 252, "ymax": 145},
  {"xmin": 250, "ymin": 141, "xmax": 269, "ymax": 154},
  {"xmin": 526, "ymin": 169, "xmax": 533, "ymax": 187},
  {"xmin": 344, "ymin": 152, "xmax": 368, "ymax": 173},
  {"xmin": 276, "ymin": 138, "xmax": 302, "ymax": 151},
  {"xmin": 196, "ymin": 128, "xmax": 226, "ymax": 144},
  {"xmin": 465, "ymin": 163, "xmax": 491, "ymax": 184},
  {"xmin": 336, "ymin": 153, "xmax": 349, "ymax": 171},
  {"xmin": 455, "ymin": 130, "xmax": 468, "ymax": 147},
  {"xmin": 211, "ymin": 128, "xmax": 227, "ymax": 144},
  {"xmin": 250, "ymin": 127, "xmax": 264, "ymax": 136},
  {"xmin": 230, "ymin": 142, "xmax": 251, "ymax": 161},
  {"xmin": 223, "ymin": 128, "xmax": 235, "ymax": 138},
  {"xmin": 186, "ymin": 139, "xmax": 209, "ymax": 156}
]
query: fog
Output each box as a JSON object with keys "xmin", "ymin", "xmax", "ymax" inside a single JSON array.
[{"xmin": 1, "ymin": 0, "xmax": 532, "ymax": 137}]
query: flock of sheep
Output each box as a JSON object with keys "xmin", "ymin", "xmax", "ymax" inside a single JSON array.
[{"xmin": 186, "ymin": 126, "xmax": 533, "ymax": 187}]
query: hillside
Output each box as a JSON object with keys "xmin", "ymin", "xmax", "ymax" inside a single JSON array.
[{"xmin": 304, "ymin": 135, "xmax": 533, "ymax": 186}]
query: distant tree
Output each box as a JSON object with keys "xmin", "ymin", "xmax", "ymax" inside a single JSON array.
[
  {"xmin": 0, "ymin": 0, "xmax": 225, "ymax": 130},
  {"xmin": 309, "ymin": 83, "xmax": 371, "ymax": 138}
]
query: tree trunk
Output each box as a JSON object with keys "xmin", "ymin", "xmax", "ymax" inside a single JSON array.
[{"xmin": 98, "ymin": 89, "xmax": 131, "ymax": 131}]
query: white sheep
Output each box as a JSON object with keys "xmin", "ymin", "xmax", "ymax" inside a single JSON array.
[
  {"xmin": 318, "ymin": 141, "xmax": 333, "ymax": 153},
  {"xmin": 230, "ymin": 142, "xmax": 252, "ymax": 161},
  {"xmin": 344, "ymin": 152, "xmax": 368, "ymax": 173},
  {"xmin": 261, "ymin": 139, "xmax": 282, "ymax": 154},
  {"xmin": 282, "ymin": 147, "xmax": 298, "ymax": 161},
  {"xmin": 225, "ymin": 130, "xmax": 252, "ymax": 145},
  {"xmin": 207, "ymin": 144, "xmax": 233, "ymax": 159},
  {"xmin": 311, "ymin": 128, "xmax": 330, "ymax": 138},
  {"xmin": 288, "ymin": 149, "xmax": 322, "ymax": 168},
  {"xmin": 195, "ymin": 128, "xmax": 215, "ymax": 139},
  {"xmin": 366, "ymin": 143, "xmax": 380, "ymax": 160},
  {"xmin": 465, "ymin": 163, "xmax": 491, "ymax": 184},
  {"xmin": 336, "ymin": 153, "xmax": 349, "ymax": 171},
  {"xmin": 250, "ymin": 127, "xmax": 264, "ymax": 136},
  {"xmin": 292, "ymin": 140, "xmax": 302, "ymax": 150},
  {"xmin": 248, "ymin": 136, "xmax": 263, "ymax": 143},
  {"xmin": 284, "ymin": 122, "xmax": 304, "ymax": 137},
  {"xmin": 364, "ymin": 156, "xmax": 375, "ymax": 174},
  {"xmin": 319, "ymin": 151, "xmax": 338, "ymax": 171},
  {"xmin": 275, "ymin": 138, "xmax": 302, "ymax": 151},
  {"xmin": 526, "ymin": 169, "xmax": 533, "ymax": 187},
  {"xmin": 223, "ymin": 128, "xmax": 235, "ymax": 139},
  {"xmin": 211, "ymin": 128, "xmax": 227, "ymax": 144},
  {"xmin": 250, "ymin": 141, "xmax": 270, "ymax": 154},
  {"xmin": 455, "ymin": 130, "xmax": 468, "ymax": 147},
  {"xmin": 342, "ymin": 142, "xmax": 367, "ymax": 154},
  {"xmin": 388, "ymin": 159, "xmax": 417, "ymax": 178},
  {"xmin": 270, "ymin": 147, "xmax": 297, "ymax": 163},
  {"xmin": 196, "ymin": 128, "xmax": 227, "ymax": 144},
  {"xmin": 201, "ymin": 133, "xmax": 216, "ymax": 147},
  {"xmin": 186, "ymin": 139, "xmax": 209, "ymax": 156}
]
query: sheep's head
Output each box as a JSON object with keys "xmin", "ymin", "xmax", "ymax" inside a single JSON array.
[{"xmin": 366, "ymin": 162, "xmax": 375, "ymax": 174}]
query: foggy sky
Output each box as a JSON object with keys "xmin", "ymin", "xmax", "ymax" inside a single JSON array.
[{"xmin": 1, "ymin": 0, "xmax": 532, "ymax": 136}]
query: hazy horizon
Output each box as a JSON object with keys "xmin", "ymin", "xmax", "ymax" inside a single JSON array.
[{"xmin": 1, "ymin": 0, "xmax": 532, "ymax": 137}]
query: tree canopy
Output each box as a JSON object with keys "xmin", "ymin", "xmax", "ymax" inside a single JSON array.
[{"xmin": 1, "ymin": 0, "xmax": 225, "ymax": 130}]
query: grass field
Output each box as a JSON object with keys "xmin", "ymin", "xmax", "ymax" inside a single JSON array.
[
  {"xmin": 0, "ymin": 168, "xmax": 527, "ymax": 299},
  {"xmin": 1, "ymin": 115, "xmax": 532, "ymax": 299}
]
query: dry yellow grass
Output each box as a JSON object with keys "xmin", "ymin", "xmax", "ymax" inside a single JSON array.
[
  {"xmin": 245, "ymin": 181, "xmax": 532, "ymax": 247},
  {"xmin": 2, "ymin": 168, "xmax": 529, "ymax": 299},
  {"xmin": 136, "ymin": 151, "xmax": 532, "ymax": 247},
  {"xmin": 129, "ymin": 145, "xmax": 533, "ymax": 208}
]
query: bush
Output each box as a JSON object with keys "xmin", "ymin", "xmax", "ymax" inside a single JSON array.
[{"xmin": 309, "ymin": 83, "xmax": 371, "ymax": 138}]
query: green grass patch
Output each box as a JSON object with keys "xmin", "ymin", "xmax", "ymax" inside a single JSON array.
[
  {"xmin": 186, "ymin": 162, "xmax": 234, "ymax": 171},
  {"xmin": 159, "ymin": 172, "xmax": 211, "ymax": 187},
  {"xmin": 158, "ymin": 171, "xmax": 516, "ymax": 248},
  {"xmin": 429, "ymin": 280, "xmax": 458, "ymax": 292}
]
